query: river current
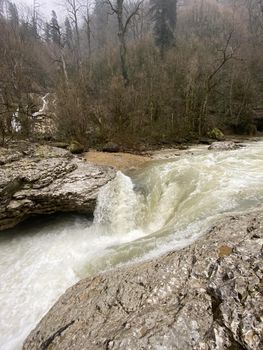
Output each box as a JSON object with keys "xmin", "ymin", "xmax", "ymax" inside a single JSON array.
[{"xmin": 0, "ymin": 141, "xmax": 263, "ymax": 349}]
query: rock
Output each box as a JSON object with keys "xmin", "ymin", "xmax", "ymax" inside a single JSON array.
[
  {"xmin": 207, "ymin": 128, "xmax": 225, "ymax": 141},
  {"xmin": 23, "ymin": 210, "xmax": 263, "ymax": 350},
  {"xmin": 0, "ymin": 142, "xmax": 116, "ymax": 231},
  {"xmin": 102, "ymin": 142, "xmax": 120, "ymax": 153},
  {"xmin": 208, "ymin": 141, "xmax": 241, "ymax": 151},
  {"xmin": 177, "ymin": 145, "xmax": 188, "ymax": 150},
  {"xmin": 68, "ymin": 141, "xmax": 84, "ymax": 154}
]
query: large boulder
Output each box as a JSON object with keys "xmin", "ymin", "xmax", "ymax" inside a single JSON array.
[
  {"xmin": 0, "ymin": 142, "xmax": 116, "ymax": 231},
  {"xmin": 208, "ymin": 141, "xmax": 241, "ymax": 151},
  {"xmin": 24, "ymin": 210, "xmax": 263, "ymax": 350}
]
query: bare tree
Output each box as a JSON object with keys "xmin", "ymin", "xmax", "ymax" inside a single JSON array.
[
  {"xmin": 65, "ymin": 0, "xmax": 82, "ymax": 71},
  {"xmin": 105, "ymin": 0, "xmax": 144, "ymax": 84},
  {"xmin": 198, "ymin": 30, "xmax": 239, "ymax": 135},
  {"xmin": 83, "ymin": 0, "xmax": 93, "ymax": 58}
]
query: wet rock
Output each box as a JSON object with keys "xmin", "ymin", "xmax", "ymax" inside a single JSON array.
[
  {"xmin": 0, "ymin": 142, "xmax": 116, "ymax": 231},
  {"xmin": 103, "ymin": 142, "xmax": 120, "ymax": 153},
  {"xmin": 68, "ymin": 141, "xmax": 84, "ymax": 154},
  {"xmin": 24, "ymin": 210, "xmax": 263, "ymax": 350},
  {"xmin": 208, "ymin": 141, "xmax": 241, "ymax": 151}
]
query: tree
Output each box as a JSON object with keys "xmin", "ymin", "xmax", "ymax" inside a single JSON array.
[
  {"xmin": 8, "ymin": 2, "xmax": 19, "ymax": 27},
  {"xmin": 50, "ymin": 10, "xmax": 61, "ymax": 46},
  {"xmin": 83, "ymin": 0, "xmax": 92, "ymax": 58},
  {"xmin": 44, "ymin": 22, "xmax": 51, "ymax": 43},
  {"xmin": 65, "ymin": 0, "xmax": 81, "ymax": 71},
  {"xmin": 150, "ymin": 0, "xmax": 177, "ymax": 57},
  {"xmin": 106, "ymin": 0, "xmax": 144, "ymax": 84},
  {"xmin": 64, "ymin": 17, "xmax": 73, "ymax": 49}
]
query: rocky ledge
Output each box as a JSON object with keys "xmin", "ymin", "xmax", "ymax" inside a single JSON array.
[
  {"xmin": 0, "ymin": 142, "xmax": 116, "ymax": 231},
  {"xmin": 24, "ymin": 210, "xmax": 263, "ymax": 350}
]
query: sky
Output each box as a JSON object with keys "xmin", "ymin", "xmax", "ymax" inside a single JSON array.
[{"xmin": 15, "ymin": 0, "xmax": 60, "ymax": 19}]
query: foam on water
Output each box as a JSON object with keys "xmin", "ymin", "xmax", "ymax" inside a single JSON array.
[{"xmin": 1, "ymin": 141, "xmax": 263, "ymax": 349}]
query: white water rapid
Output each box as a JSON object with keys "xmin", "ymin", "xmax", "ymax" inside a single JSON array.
[{"xmin": 1, "ymin": 141, "xmax": 263, "ymax": 349}]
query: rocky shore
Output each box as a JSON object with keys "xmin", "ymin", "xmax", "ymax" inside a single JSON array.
[
  {"xmin": 24, "ymin": 209, "xmax": 263, "ymax": 350},
  {"xmin": 0, "ymin": 142, "xmax": 116, "ymax": 231}
]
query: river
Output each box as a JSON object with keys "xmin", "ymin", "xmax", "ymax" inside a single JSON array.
[{"xmin": 0, "ymin": 141, "xmax": 263, "ymax": 349}]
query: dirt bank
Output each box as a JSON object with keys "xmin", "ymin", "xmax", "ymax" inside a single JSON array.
[{"xmin": 84, "ymin": 151, "xmax": 152, "ymax": 171}]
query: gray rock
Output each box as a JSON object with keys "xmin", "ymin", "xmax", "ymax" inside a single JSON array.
[
  {"xmin": 0, "ymin": 142, "xmax": 116, "ymax": 231},
  {"xmin": 23, "ymin": 210, "xmax": 263, "ymax": 350},
  {"xmin": 208, "ymin": 141, "xmax": 241, "ymax": 150},
  {"xmin": 103, "ymin": 142, "xmax": 120, "ymax": 153}
]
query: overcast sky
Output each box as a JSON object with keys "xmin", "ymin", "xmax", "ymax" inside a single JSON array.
[{"xmin": 15, "ymin": 0, "xmax": 61, "ymax": 19}]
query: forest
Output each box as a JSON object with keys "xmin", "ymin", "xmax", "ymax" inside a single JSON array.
[{"xmin": 0, "ymin": 0, "xmax": 263, "ymax": 148}]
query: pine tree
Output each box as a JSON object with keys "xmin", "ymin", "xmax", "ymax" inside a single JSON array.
[
  {"xmin": 8, "ymin": 2, "xmax": 19, "ymax": 27},
  {"xmin": 64, "ymin": 17, "xmax": 73, "ymax": 49},
  {"xmin": 44, "ymin": 22, "xmax": 51, "ymax": 43},
  {"xmin": 50, "ymin": 10, "xmax": 61, "ymax": 47},
  {"xmin": 150, "ymin": 0, "xmax": 177, "ymax": 57}
]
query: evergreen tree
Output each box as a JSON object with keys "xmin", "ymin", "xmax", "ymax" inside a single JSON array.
[
  {"xmin": 150, "ymin": 0, "xmax": 177, "ymax": 56},
  {"xmin": 44, "ymin": 22, "xmax": 51, "ymax": 43},
  {"xmin": 8, "ymin": 2, "xmax": 19, "ymax": 27},
  {"xmin": 64, "ymin": 17, "xmax": 73, "ymax": 49},
  {"xmin": 50, "ymin": 10, "xmax": 61, "ymax": 46}
]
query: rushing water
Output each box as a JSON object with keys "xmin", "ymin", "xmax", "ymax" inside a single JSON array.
[{"xmin": 1, "ymin": 141, "xmax": 263, "ymax": 349}]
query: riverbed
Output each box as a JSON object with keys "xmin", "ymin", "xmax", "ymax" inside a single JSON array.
[{"xmin": 0, "ymin": 141, "xmax": 263, "ymax": 349}]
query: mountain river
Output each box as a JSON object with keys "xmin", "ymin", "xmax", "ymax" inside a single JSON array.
[{"xmin": 0, "ymin": 141, "xmax": 263, "ymax": 349}]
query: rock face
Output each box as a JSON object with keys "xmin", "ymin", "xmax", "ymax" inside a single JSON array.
[
  {"xmin": 0, "ymin": 142, "xmax": 116, "ymax": 231},
  {"xmin": 24, "ymin": 210, "xmax": 263, "ymax": 350},
  {"xmin": 208, "ymin": 141, "xmax": 240, "ymax": 150}
]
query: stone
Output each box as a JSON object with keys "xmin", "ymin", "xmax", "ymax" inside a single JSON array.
[
  {"xmin": 68, "ymin": 141, "xmax": 84, "ymax": 154},
  {"xmin": 207, "ymin": 128, "xmax": 225, "ymax": 141},
  {"xmin": 102, "ymin": 142, "xmax": 120, "ymax": 153},
  {"xmin": 208, "ymin": 141, "xmax": 241, "ymax": 151},
  {"xmin": 23, "ymin": 210, "xmax": 263, "ymax": 350},
  {"xmin": 0, "ymin": 142, "xmax": 116, "ymax": 231}
]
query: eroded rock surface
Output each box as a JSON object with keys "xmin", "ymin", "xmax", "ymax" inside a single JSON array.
[
  {"xmin": 0, "ymin": 142, "xmax": 116, "ymax": 231},
  {"xmin": 24, "ymin": 210, "xmax": 263, "ymax": 350},
  {"xmin": 208, "ymin": 141, "xmax": 240, "ymax": 150}
]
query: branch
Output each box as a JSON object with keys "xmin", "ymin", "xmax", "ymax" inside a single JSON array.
[
  {"xmin": 124, "ymin": 0, "xmax": 143, "ymax": 34},
  {"xmin": 208, "ymin": 30, "xmax": 236, "ymax": 87},
  {"xmin": 104, "ymin": 0, "xmax": 117, "ymax": 14}
]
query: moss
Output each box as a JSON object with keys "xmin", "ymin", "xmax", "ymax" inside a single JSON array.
[{"xmin": 207, "ymin": 128, "xmax": 225, "ymax": 141}]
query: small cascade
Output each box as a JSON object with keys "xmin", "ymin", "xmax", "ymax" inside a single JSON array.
[{"xmin": 94, "ymin": 171, "xmax": 145, "ymax": 233}]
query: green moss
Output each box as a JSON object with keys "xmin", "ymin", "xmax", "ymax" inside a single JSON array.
[{"xmin": 207, "ymin": 128, "xmax": 225, "ymax": 141}]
